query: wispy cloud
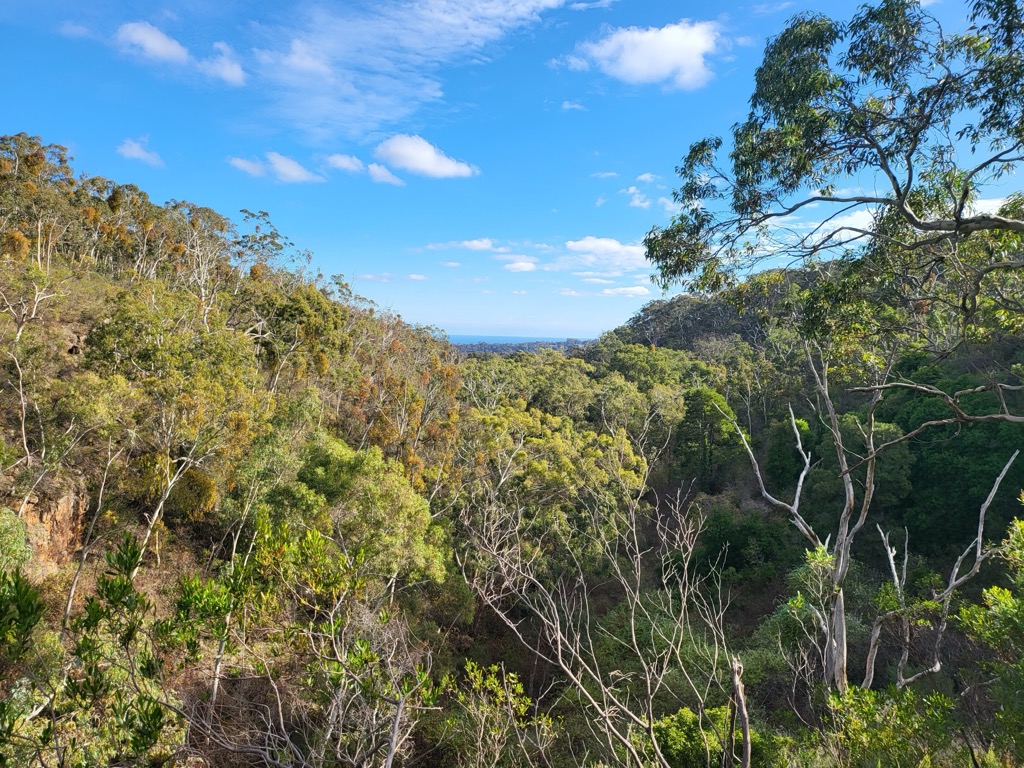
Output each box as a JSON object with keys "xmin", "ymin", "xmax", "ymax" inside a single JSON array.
[
  {"xmin": 228, "ymin": 156, "xmax": 266, "ymax": 176},
  {"xmin": 407, "ymin": 273, "xmax": 428, "ymax": 281},
  {"xmin": 116, "ymin": 21, "xmax": 189, "ymax": 63},
  {"xmin": 602, "ymin": 285, "xmax": 650, "ymax": 296},
  {"xmin": 368, "ymin": 163, "xmax": 405, "ymax": 186},
  {"xmin": 253, "ymin": 1, "xmax": 567, "ymax": 138},
  {"xmin": 427, "ymin": 238, "xmax": 508, "ymax": 252},
  {"xmin": 117, "ymin": 137, "xmax": 163, "ymax": 167},
  {"xmin": 658, "ymin": 196, "xmax": 680, "ymax": 215},
  {"xmin": 562, "ymin": 100, "xmax": 585, "ymax": 110},
  {"xmin": 564, "ymin": 19, "xmax": 720, "ymax": 89},
  {"xmin": 591, "ymin": 170, "xmax": 618, "ymax": 178},
  {"xmin": 375, "ymin": 135, "xmax": 478, "ymax": 178},
  {"xmin": 197, "ymin": 42, "xmax": 246, "ymax": 86},
  {"xmin": 440, "ymin": 261, "xmax": 461, "ymax": 267},
  {"xmin": 266, "ymin": 152, "xmax": 324, "ymax": 183},
  {"xmin": 58, "ymin": 21, "xmax": 92, "ymax": 38},
  {"xmin": 326, "ymin": 154, "xmax": 365, "ymax": 173}
]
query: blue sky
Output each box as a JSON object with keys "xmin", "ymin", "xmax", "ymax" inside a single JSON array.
[{"xmin": 1, "ymin": 0, "xmax": 975, "ymax": 338}]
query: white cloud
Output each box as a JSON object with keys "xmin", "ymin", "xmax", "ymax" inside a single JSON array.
[
  {"xmin": 620, "ymin": 185, "xmax": 650, "ymax": 208},
  {"xmin": 753, "ymin": 1, "xmax": 794, "ymax": 13},
  {"xmin": 228, "ymin": 157, "xmax": 266, "ymax": 176},
  {"xmin": 563, "ymin": 236, "xmax": 646, "ymax": 271},
  {"xmin": 974, "ymin": 197, "xmax": 1007, "ymax": 214},
  {"xmin": 636, "ymin": 172, "xmax": 656, "ymax": 182},
  {"xmin": 582, "ymin": 277, "xmax": 615, "ymax": 284},
  {"xmin": 256, "ymin": 1, "xmax": 566, "ymax": 139},
  {"xmin": 591, "ymin": 170, "xmax": 618, "ymax": 178},
  {"xmin": 327, "ymin": 154, "xmax": 365, "ymax": 173},
  {"xmin": 356, "ymin": 272, "xmax": 393, "ymax": 282},
  {"xmin": 505, "ymin": 260, "xmax": 538, "ymax": 272},
  {"xmin": 116, "ymin": 22, "xmax": 246, "ymax": 86},
  {"xmin": 368, "ymin": 163, "xmax": 406, "ymax": 186},
  {"xmin": 440, "ymin": 261, "xmax": 461, "ymax": 267},
  {"xmin": 602, "ymin": 286, "xmax": 650, "ymax": 296},
  {"xmin": 266, "ymin": 152, "xmax": 324, "ymax": 183},
  {"xmin": 375, "ymin": 135, "xmax": 477, "ymax": 178},
  {"xmin": 117, "ymin": 137, "xmax": 163, "ymax": 167},
  {"xmin": 658, "ymin": 196, "xmax": 680, "ymax": 214},
  {"xmin": 562, "ymin": 100, "xmax": 585, "ymax": 110},
  {"xmin": 458, "ymin": 238, "xmax": 498, "ymax": 250},
  {"xmin": 560, "ymin": 289, "xmax": 585, "ymax": 297},
  {"xmin": 407, "ymin": 273, "xmax": 428, "ymax": 281},
  {"xmin": 574, "ymin": 19, "xmax": 720, "ymax": 89},
  {"xmin": 115, "ymin": 21, "xmax": 189, "ymax": 64},
  {"xmin": 198, "ymin": 42, "xmax": 246, "ymax": 86},
  {"xmin": 596, "ymin": 195, "xmax": 607, "ymax": 207},
  {"xmin": 512, "ymin": 289, "xmax": 528, "ymax": 294},
  {"xmin": 427, "ymin": 238, "xmax": 507, "ymax": 251}
]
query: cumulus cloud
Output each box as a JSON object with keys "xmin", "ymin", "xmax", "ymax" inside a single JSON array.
[
  {"xmin": 117, "ymin": 137, "xmax": 163, "ymax": 167},
  {"xmin": 116, "ymin": 21, "xmax": 189, "ymax": 63},
  {"xmin": 505, "ymin": 260, "xmax": 538, "ymax": 272},
  {"xmin": 596, "ymin": 195, "xmax": 607, "ymax": 207},
  {"xmin": 368, "ymin": 163, "xmax": 406, "ymax": 186},
  {"xmin": 572, "ymin": 19, "xmax": 720, "ymax": 89},
  {"xmin": 326, "ymin": 154, "xmax": 365, "ymax": 173},
  {"xmin": 115, "ymin": 22, "xmax": 246, "ymax": 85},
  {"xmin": 407, "ymin": 274, "xmax": 428, "ymax": 281},
  {"xmin": 563, "ymin": 236, "xmax": 646, "ymax": 272},
  {"xmin": 228, "ymin": 157, "xmax": 266, "ymax": 176},
  {"xmin": 440, "ymin": 261, "xmax": 461, "ymax": 267},
  {"xmin": 602, "ymin": 286, "xmax": 650, "ymax": 296},
  {"xmin": 374, "ymin": 135, "xmax": 478, "ymax": 178},
  {"xmin": 266, "ymin": 152, "xmax": 324, "ymax": 183},
  {"xmin": 636, "ymin": 172, "xmax": 656, "ymax": 182}
]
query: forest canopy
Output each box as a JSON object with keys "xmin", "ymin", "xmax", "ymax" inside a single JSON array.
[{"xmin": 2, "ymin": 1, "xmax": 1024, "ymax": 766}]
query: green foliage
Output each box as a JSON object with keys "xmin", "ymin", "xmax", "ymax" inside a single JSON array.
[
  {"xmin": 825, "ymin": 686, "xmax": 955, "ymax": 767},
  {"xmin": 651, "ymin": 705, "xmax": 786, "ymax": 768},
  {"xmin": 0, "ymin": 508, "xmax": 30, "ymax": 573},
  {"xmin": 274, "ymin": 433, "xmax": 447, "ymax": 583},
  {"xmin": 959, "ymin": 517, "xmax": 1024, "ymax": 759}
]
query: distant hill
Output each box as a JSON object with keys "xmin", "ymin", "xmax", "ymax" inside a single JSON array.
[{"xmin": 451, "ymin": 336, "xmax": 590, "ymax": 355}]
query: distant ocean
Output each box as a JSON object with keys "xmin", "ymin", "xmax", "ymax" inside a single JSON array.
[{"xmin": 447, "ymin": 334, "xmax": 581, "ymax": 345}]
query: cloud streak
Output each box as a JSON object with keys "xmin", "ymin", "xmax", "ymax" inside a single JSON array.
[
  {"xmin": 117, "ymin": 137, "xmax": 163, "ymax": 167},
  {"xmin": 253, "ymin": 0, "xmax": 566, "ymax": 138}
]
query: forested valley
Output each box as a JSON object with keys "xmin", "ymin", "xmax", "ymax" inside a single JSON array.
[{"xmin": 3, "ymin": 1, "xmax": 1024, "ymax": 766}]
